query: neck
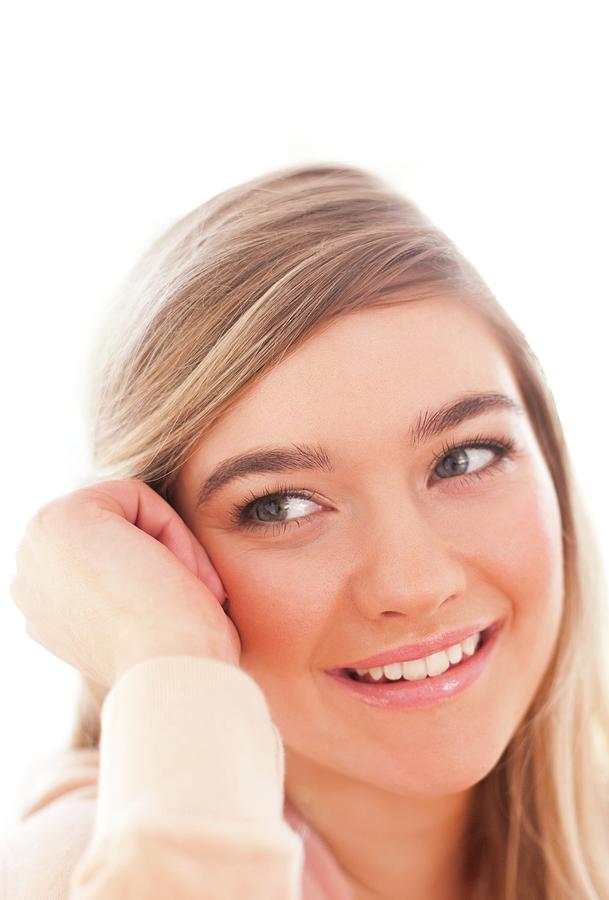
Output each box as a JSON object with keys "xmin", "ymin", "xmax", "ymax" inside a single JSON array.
[{"xmin": 284, "ymin": 749, "xmax": 474, "ymax": 900}]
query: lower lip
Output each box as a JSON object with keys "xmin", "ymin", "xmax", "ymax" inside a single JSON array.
[{"xmin": 324, "ymin": 622, "xmax": 503, "ymax": 709}]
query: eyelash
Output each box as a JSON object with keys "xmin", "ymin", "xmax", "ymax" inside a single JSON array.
[{"xmin": 228, "ymin": 432, "xmax": 517, "ymax": 538}]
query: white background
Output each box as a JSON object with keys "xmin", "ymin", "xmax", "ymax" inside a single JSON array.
[{"xmin": 1, "ymin": 1, "xmax": 607, "ymax": 829}]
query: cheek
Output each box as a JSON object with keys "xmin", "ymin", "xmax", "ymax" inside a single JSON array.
[
  {"xmin": 467, "ymin": 471, "xmax": 563, "ymax": 627},
  {"xmin": 455, "ymin": 464, "xmax": 564, "ymax": 705},
  {"xmin": 208, "ymin": 545, "xmax": 330, "ymax": 666}
]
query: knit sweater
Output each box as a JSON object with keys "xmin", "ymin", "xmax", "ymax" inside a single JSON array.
[{"xmin": 1, "ymin": 656, "xmax": 355, "ymax": 899}]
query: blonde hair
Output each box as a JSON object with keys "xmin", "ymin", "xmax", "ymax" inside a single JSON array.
[{"xmin": 68, "ymin": 163, "xmax": 609, "ymax": 897}]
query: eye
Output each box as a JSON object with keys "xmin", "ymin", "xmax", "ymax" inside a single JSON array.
[
  {"xmin": 430, "ymin": 433, "xmax": 516, "ymax": 485},
  {"xmin": 228, "ymin": 481, "xmax": 323, "ymax": 536}
]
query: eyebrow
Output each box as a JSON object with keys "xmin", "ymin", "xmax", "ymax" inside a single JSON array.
[{"xmin": 195, "ymin": 391, "xmax": 525, "ymax": 508}]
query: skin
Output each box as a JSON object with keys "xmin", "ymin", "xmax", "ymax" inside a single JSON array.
[{"xmin": 172, "ymin": 295, "xmax": 564, "ymax": 900}]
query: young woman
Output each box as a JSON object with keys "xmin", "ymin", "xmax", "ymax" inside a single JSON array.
[{"xmin": 6, "ymin": 164, "xmax": 609, "ymax": 899}]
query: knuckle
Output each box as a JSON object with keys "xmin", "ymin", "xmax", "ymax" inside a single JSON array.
[
  {"xmin": 9, "ymin": 577, "xmax": 34, "ymax": 617},
  {"xmin": 31, "ymin": 491, "xmax": 89, "ymax": 536},
  {"xmin": 8, "ymin": 572, "xmax": 22, "ymax": 606},
  {"xmin": 25, "ymin": 621, "xmax": 39, "ymax": 642},
  {"xmin": 29, "ymin": 497, "xmax": 63, "ymax": 532}
]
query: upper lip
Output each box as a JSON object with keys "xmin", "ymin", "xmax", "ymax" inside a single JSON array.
[{"xmin": 329, "ymin": 618, "xmax": 502, "ymax": 672}]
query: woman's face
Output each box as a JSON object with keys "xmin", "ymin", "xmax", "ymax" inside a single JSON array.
[{"xmin": 173, "ymin": 296, "xmax": 564, "ymax": 796}]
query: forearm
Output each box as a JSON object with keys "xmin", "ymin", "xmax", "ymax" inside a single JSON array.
[{"xmin": 69, "ymin": 656, "xmax": 304, "ymax": 899}]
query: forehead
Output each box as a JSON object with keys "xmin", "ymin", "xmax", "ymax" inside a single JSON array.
[{"xmin": 201, "ymin": 296, "xmax": 521, "ymax": 455}]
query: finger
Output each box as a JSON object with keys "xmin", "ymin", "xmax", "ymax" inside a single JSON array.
[
  {"xmin": 86, "ymin": 480, "xmax": 227, "ymax": 603},
  {"xmin": 130, "ymin": 484, "xmax": 226, "ymax": 601},
  {"xmin": 187, "ymin": 530, "xmax": 226, "ymax": 603}
]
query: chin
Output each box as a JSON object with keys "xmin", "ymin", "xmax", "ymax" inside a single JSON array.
[
  {"xmin": 346, "ymin": 734, "xmax": 512, "ymax": 798},
  {"xmin": 369, "ymin": 764, "xmax": 496, "ymax": 799}
]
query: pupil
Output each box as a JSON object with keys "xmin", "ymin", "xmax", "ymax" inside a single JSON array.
[
  {"xmin": 439, "ymin": 449, "xmax": 468, "ymax": 477},
  {"xmin": 256, "ymin": 496, "xmax": 287, "ymax": 522}
]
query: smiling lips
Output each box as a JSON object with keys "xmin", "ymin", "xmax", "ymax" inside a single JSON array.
[
  {"xmin": 330, "ymin": 618, "xmax": 503, "ymax": 672},
  {"xmin": 325, "ymin": 622, "xmax": 504, "ymax": 709},
  {"xmin": 349, "ymin": 631, "xmax": 483, "ymax": 683}
]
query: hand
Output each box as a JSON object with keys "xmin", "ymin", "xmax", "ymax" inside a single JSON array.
[{"xmin": 9, "ymin": 479, "xmax": 242, "ymax": 688}]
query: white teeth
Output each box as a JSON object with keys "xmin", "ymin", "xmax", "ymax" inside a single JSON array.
[
  {"xmin": 401, "ymin": 657, "xmax": 428, "ymax": 681},
  {"xmin": 425, "ymin": 650, "xmax": 451, "ymax": 677},
  {"xmin": 353, "ymin": 630, "xmax": 482, "ymax": 683},
  {"xmin": 461, "ymin": 634, "xmax": 480, "ymax": 656},
  {"xmin": 383, "ymin": 662, "xmax": 404, "ymax": 681},
  {"xmin": 446, "ymin": 642, "xmax": 463, "ymax": 665}
]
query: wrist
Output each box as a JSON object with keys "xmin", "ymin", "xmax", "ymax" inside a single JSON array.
[{"xmin": 114, "ymin": 639, "xmax": 239, "ymax": 683}]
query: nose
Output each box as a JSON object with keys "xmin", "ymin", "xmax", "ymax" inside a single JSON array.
[{"xmin": 347, "ymin": 492, "xmax": 467, "ymax": 621}]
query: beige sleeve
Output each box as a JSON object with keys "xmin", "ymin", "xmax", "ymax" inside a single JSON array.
[{"xmin": 2, "ymin": 657, "xmax": 304, "ymax": 900}]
